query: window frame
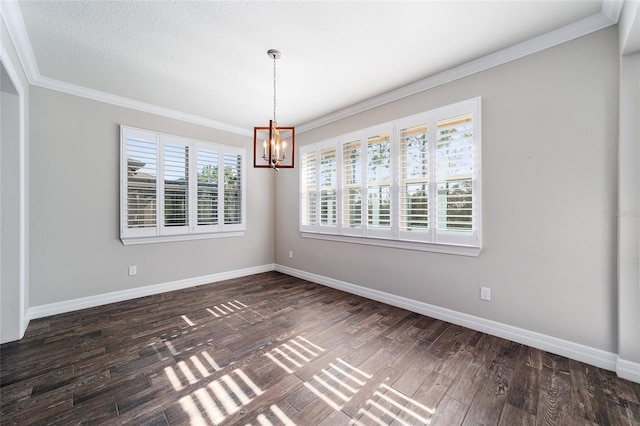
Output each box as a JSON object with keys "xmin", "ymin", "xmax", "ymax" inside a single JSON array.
[
  {"xmin": 120, "ymin": 126, "xmax": 246, "ymax": 245},
  {"xmin": 299, "ymin": 97, "xmax": 481, "ymax": 256}
]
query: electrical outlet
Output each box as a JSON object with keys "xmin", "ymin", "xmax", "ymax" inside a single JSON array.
[
  {"xmin": 480, "ymin": 286, "xmax": 491, "ymax": 301},
  {"xmin": 128, "ymin": 265, "xmax": 137, "ymax": 276},
  {"xmin": 289, "ymin": 250, "xmax": 293, "ymax": 259}
]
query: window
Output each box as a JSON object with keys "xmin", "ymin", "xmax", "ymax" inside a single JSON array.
[
  {"xmin": 121, "ymin": 126, "xmax": 246, "ymax": 245},
  {"xmin": 300, "ymin": 97, "xmax": 481, "ymax": 256}
]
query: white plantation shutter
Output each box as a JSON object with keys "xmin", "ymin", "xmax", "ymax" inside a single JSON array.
[
  {"xmin": 299, "ymin": 97, "xmax": 480, "ymax": 254},
  {"xmin": 435, "ymin": 113, "xmax": 474, "ymax": 244},
  {"xmin": 122, "ymin": 128, "xmax": 158, "ymax": 238},
  {"xmin": 196, "ymin": 145, "xmax": 219, "ymax": 228},
  {"xmin": 366, "ymin": 131, "xmax": 392, "ymax": 237},
  {"xmin": 300, "ymin": 150, "xmax": 317, "ymax": 229},
  {"xmin": 223, "ymin": 150, "xmax": 244, "ymax": 228},
  {"xmin": 342, "ymin": 139, "xmax": 363, "ymax": 233},
  {"xmin": 120, "ymin": 126, "xmax": 245, "ymax": 244},
  {"xmin": 162, "ymin": 137, "xmax": 189, "ymax": 234},
  {"xmin": 320, "ymin": 147, "xmax": 337, "ymax": 227},
  {"xmin": 399, "ymin": 121, "xmax": 430, "ymax": 237}
]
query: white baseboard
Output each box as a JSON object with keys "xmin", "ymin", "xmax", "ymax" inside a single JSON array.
[
  {"xmin": 23, "ymin": 263, "xmax": 639, "ymax": 384},
  {"xmin": 617, "ymin": 357, "xmax": 640, "ymax": 383},
  {"xmin": 275, "ymin": 264, "xmax": 627, "ymax": 378},
  {"xmin": 27, "ymin": 264, "xmax": 275, "ymax": 320}
]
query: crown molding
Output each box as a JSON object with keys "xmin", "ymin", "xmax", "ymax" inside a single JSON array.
[
  {"xmin": 36, "ymin": 75, "xmax": 252, "ymax": 136},
  {"xmin": 2, "ymin": 1, "xmax": 622, "ymax": 137},
  {"xmin": 602, "ymin": 0, "xmax": 625, "ymax": 22},
  {"xmin": 297, "ymin": 7, "xmax": 619, "ymax": 134},
  {"xmin": 1, "ymin": 1, "xmax": 39, "ymax": 84}
]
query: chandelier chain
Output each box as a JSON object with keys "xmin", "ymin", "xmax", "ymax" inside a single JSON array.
[{"xmin": 272, "ymin": 54, "xmax": 277, "ymax": 125}]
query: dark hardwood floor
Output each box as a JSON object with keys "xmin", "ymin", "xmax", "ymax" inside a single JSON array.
[{"xmin": 1, "ymin": 271, "xmax": 639, "ymax": 425}]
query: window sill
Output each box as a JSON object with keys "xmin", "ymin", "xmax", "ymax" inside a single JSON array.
[
  {"xmin": 300, "ymin": 231, "xmax": 481, "ymax": 257},
  {"xmin": 121, "ymin": 231, "xmax": 245, "ymax": 246}
]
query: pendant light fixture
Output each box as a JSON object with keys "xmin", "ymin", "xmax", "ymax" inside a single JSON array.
[{"xmin": 253, "ymin": 49, "xmax": 295, "ymax": 170}]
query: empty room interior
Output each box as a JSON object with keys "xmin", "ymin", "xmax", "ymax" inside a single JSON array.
[{"xmin": 1, "ymin": 1, "xmax": 640, "ymax": 425}]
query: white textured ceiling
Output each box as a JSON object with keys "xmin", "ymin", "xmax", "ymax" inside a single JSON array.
[{"xmin": 16, "ymin": 1, "xmax": 604, "ymax": 131}]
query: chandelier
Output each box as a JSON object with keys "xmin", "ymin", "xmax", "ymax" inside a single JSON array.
[{"xmin": 253, "ymin": 49, "xmax": 295, "ymax": 170}]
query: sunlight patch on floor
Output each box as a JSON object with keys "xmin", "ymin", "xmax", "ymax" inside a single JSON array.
[
  {"xmin": 176, "ymin": 367, "xmax": 264, "ymax": 425},
  {"xmin": 168, "ymin": 325, "xmax": 437, "ymax": 425},
  {"xmin": 303, "ymin": 357, "xmax": 374, "ymax": 412},
  {"xmin": 352, "ymin": 382, "xmax": 435, "ymax": 425},
  {"xmin": 181, "ymin": 315, "xmax": 195, "ymax": 327},
  {"xmin": 207, "ymin": 299, "xmax": 249, "ymax": 318},
  {"xmin": 265, "ymin": 335, "xmax": 326, "ymax": 374}
]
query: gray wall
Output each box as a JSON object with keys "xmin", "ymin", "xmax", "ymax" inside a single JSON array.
[
  {"xmin": 618, "ymin": 51, "xmax": 640, "ymax": 364},
  {"xmin": 1, "ymin": 66, "xmax": 21, "ymax": 341},
  {"xmin": 1, "ymin": 15, "xmax": 30, "ymax": 344},
  {"xmin": 29, "ymin": 87, "xmax": 274, "ymax": 306},
  {"xmin": 617, "ymin": 0, "xmax": 640, "ymax": 369},
  {"xmin": 275, "ymin": 27, "xmax": 620, "ymax": 353}
]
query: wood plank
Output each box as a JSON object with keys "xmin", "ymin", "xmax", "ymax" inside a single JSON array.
[
  {"xmin": 317, "ymin": 408, "xmax": 353, "ymax": 425},
  {"xmin": 390, "ymin": 370, "xmax": 452, "ymax": 425},
  {"xmin": 444, "ymin": 333, "xmax": 501, "ymax": 406},
  {"xmin": 429, "ymin": 395, "xmax": 469, "ymax": 426},
  {"xmin": 536, "ymin": 358, "xmax": 573, "ymax": 425},
  {"xmin": 498, "ymin": 402, "xmax": 536, "ymax": 425},
  {"xmin": 506, "ymin": 364, "xmax": 540, "ymax": 415},
  {"xmin": 461, "ymin": 338, "xmax": 522, "ymax": 426},
  {"xmin": 570, "ymin": 359, "xmax": 612, "ymax": 424}
]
